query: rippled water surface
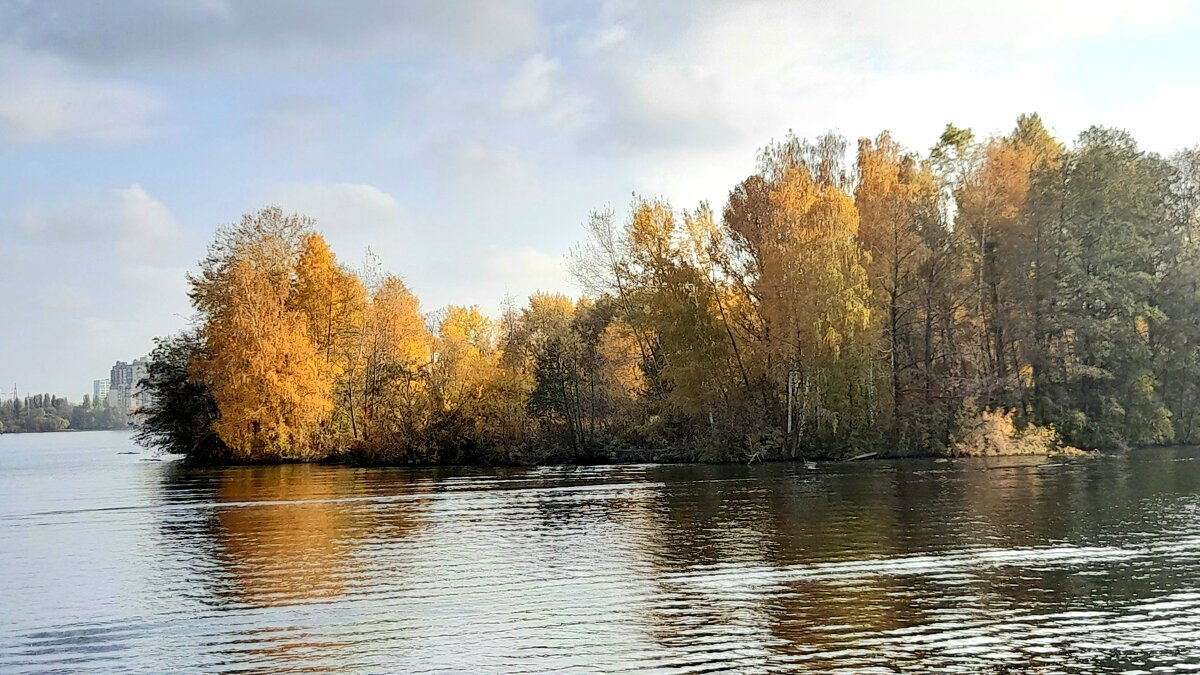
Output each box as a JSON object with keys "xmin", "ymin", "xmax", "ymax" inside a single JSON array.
[{"xmin": 2, "ymin": 431, "xmax": 1199, "ymax": 673}]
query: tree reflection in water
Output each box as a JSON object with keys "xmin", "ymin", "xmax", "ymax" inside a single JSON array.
[
  {"xmin": 133, "ymin": 451, "xmax": 1200, "ymax": 672},
  {"xmin": 210, "ymin": 465, "xmax": 361, "ymax": 607}
]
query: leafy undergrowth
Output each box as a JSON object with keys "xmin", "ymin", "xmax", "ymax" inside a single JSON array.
[{"xmin": 949, "ymin": 402, "xmax": 1086, "ymax": 457}]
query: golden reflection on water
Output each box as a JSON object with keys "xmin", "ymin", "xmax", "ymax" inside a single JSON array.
[
  {"xmin": 206, "ymin": 464, "xmax": 438, "ymax": 612},
  {"xmin": 211, "ymin": 465, "xmax": 362, "ymax": 607}
]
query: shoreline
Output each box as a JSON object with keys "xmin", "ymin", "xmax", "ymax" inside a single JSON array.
[
  {"xmin": 1, "ymin": 428, "xmax": 1114, "ymax": 466},
  {"xmin": 159, "ymin": 446, "xmax": 1101, "ymax": 469}
]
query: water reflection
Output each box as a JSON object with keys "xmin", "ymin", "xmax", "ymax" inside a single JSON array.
[
  {"xmin": 1, "ymin": 434, "xmax": 1199, "ymax": 673},
  {"xmin": 627, "ymin": 452, "xmax": 1200, "ymax": 671},
  {"xmin": 211, "ymin": 466, "xmax": 361, "ymax": 607},
  {"xmin": 158, "ymin": 463, "xmax": 437, "ymax": 610}
]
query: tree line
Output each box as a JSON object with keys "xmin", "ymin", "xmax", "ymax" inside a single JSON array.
[
  {"xmin": 137, "ymin": 115, "xmax": 1200, "ymax": 463},
  {"xmin": 0, "ymin": 394, "xmax": 127, "ymax": 434}
]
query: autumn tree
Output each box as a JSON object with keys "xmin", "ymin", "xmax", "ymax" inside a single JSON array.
[
  {"xmin": 423, "ymin": 305, "xmax": 525, "ymax": 460},
  {"xmin": 290, "ymin": 233, "xmax": 367, "ymax": 447},
  {"xmin": 291, "ymin": 233, "xmax": 367, "ymax": 369},
  {"xmin": 187, "ymin": 207, "xmax": 336, "ymax": 460},
  {"xmin": 855, "ymin": 132, "xmax": 936, "ymax": 449},
  {"xmin": 505, "ymin": 293, "xmax": 587, "ymax": 453},
  {"xmin": 955, "ymin": 114, "xmax": 1063, "ymax": 409},
  {"xmin": 189, "ymin": 206, "xmax": 311, "ymax": 320},
  {"xmin": 728, "ymin": 133, "xmax": 876, "ymax": 453},
  {"xmin": 623, "ymin": 200, "xmax": 736, "ymax": 429},
  {"xmin": 354, "ymin": 275, "xmax": 431, "ymax": 455},
  {"xmin": 571, "ymin": 210, "xmax": 666, "ymax": 403},
  {"xmin": 195, "ymin": 255, "xmax": 335, "ymax": 460}
]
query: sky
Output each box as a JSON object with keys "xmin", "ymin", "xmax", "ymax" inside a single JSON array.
[{"xmin": 2, "ymin": 0, "xmax": 1199, "ymax": 400}]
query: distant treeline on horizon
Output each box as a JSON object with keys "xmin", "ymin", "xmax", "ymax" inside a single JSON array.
[
  {"xmin": 0, "ymin": 394, "xmax": 127, "ymax": 434},
  {"xmin": 135, "ymin": 113, "xmax": 1200, "ymax": 464}
]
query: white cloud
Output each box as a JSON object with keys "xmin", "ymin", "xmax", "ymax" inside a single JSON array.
[
  {"xmin": 265, "ymin": 178, "xmax": 575, "ymax": 316},
  {"xmin": 576, "ymin": 0, "xmax": 1186, "ymax": 208},
  {"xmin": 429, "ymin": 247, "xmax": 574, "ymax": 318},
  {"xmin": 269, "ymin": 182, "xmax": 412, "ymax": 272},
  {"xmin": 851, "ymin": 0, "xmax": 1187, "ymax": 57},
  {"xmin": 502, "ymin": 54, "xmax": 588, "ymax": 130},
  {"xmin": 272, "ymin": 182, "xmax": 404, "ymax": 234},
  {"xmin": 113, "ymin": 185, "xmax": 180, "ymax": 260},
  {"xmin": 0, "ymin": 47, "xmax": 163, "ymax": 143},
  {"xmin": 254, "ymin": 97, "xmax": 339, "ymax": 151},
  {"xmin": 583, "ymin": 25, "xmax": 628, "ymax": 52},
  {"xmin": 118, "ymin": 264, "xmax": 191, "ymax": 311},
  {"xmin": 486, "ymin": 248, "xmax": 573, "ymax": 300},
  {"xmin": 503, "ymin": 54, "xmax": 561, "ymax": 113},
  {"xmin": 22, "ymin": 184, "xmax": 183, "ymax": 263},
  {"xmin": 1, "ymin": 185, "xmax": 192, "ymax": 397},
  {"xmin": 441, "ymin": 143, "xmax": 543, "ymax": 218}
]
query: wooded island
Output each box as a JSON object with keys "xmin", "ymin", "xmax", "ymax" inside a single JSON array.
[{"xmin": 136, "ymin": 115, "xmax": 1200, "ymax": 464}]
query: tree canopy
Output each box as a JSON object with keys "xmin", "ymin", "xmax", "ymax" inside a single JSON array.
[{"xmin": 140, "ymin": 117, "xmax": 1200, "ymax": 463}]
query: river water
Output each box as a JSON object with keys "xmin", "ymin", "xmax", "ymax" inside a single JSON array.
[{"xmin": 1, "ymin": 431, "xmax": 1198, "ymax": 673}]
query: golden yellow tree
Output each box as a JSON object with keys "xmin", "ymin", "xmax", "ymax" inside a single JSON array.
[
  {"xmin": 431, "ymin": 305, "xmax": 499, "ymax": 410},
  {"xmin": 726, "ymin": 133, "xmax": 875, "ymax": 450},
  {"xmin": 624, "ymin": 200, "xmax": 734, "ymax": 419},
  {"xmin": 354, "ymin": 275, "xmax": 431, "ymax": 451},
  {"xmin": 425, "ymin": 305, "xmax": 519, "ymax": 456},
  {"xmin": 771, "ymin": 166, "xmax": 872, "ymax": 356},
  {"xmin": 291, "ymin": 233, "xmax": 367, "ymax": 367},
  {"xmin": 595, "ymin": 317, "xmax": 644, "ymax": 426},
  {"xmin": 196, "ymin": 255, "xmax": 335, "ymax": 460},
  {"xmin": 289, "ymin": 234, "xmax": 368, "ymax": 446},
  {"xmin": 189, "ymin": 206, "xmax": 311, "ymax": 320}
]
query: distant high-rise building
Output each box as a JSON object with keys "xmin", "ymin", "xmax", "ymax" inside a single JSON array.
[
  {"xmin": 107, "ymin": 358, "xmax": 153, "ymax": 422},
  {"xmin": 110, "ymin": 361, "xmax": 134, "ymax": 389},
  {"xmin": 130, "ymin": 358, "xmax": 151, "ymax": 415},
  {"xmin": 93, "ymin": 379, "xmax": 110, "ymax": 406}
]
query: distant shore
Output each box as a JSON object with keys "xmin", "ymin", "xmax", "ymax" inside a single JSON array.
[{"xmin": 0, "ymin": 426, "xmax": 131, "ymax": 436}]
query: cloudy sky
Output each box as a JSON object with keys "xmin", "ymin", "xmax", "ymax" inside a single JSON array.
[{"xmin": 2, "ymin": 0, "xmax": 1199, "ymax": 399}]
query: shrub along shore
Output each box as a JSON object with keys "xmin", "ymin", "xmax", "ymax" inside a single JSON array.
[{"xmin": 137, "ymin": 115, "xmax": 1200, "ymax": 465}]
